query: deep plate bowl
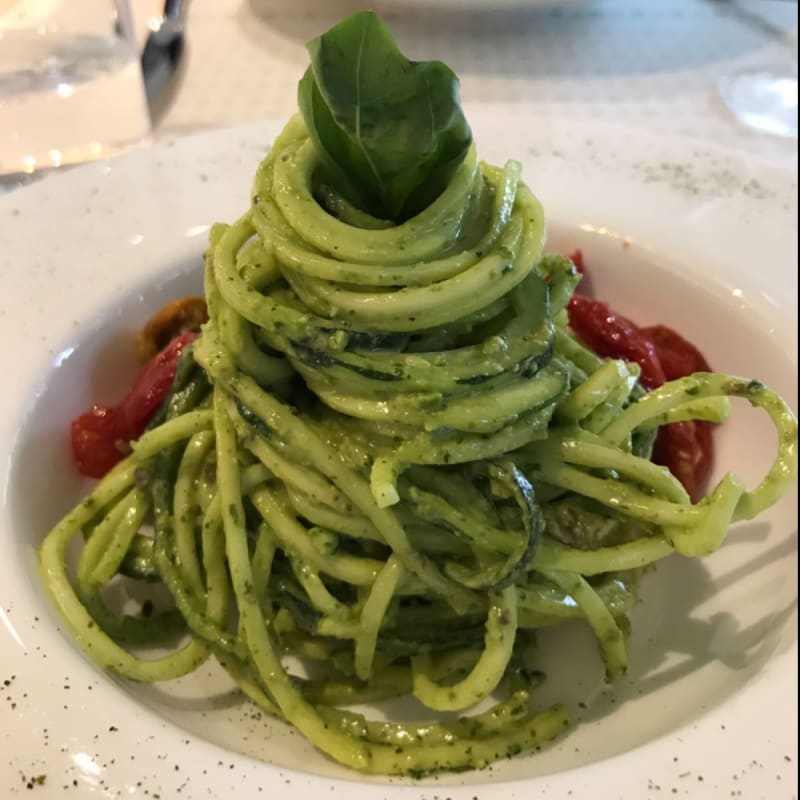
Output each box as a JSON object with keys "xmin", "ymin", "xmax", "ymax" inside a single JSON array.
[{"xmin": 0, "ymin": 111, "xmax": 796, "ymax": 798}]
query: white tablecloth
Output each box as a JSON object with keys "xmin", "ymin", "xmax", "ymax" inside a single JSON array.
[{"xmin": 136, "ymin": 0, "xmax": 798, "ymax": 171}]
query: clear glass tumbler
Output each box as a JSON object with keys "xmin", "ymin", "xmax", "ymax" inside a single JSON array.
[{"xmin": 0, "ymin": 0, "xmax": 151, "ymax": 176}]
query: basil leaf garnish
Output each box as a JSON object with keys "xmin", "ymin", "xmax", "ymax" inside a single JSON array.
[{"xmin": 298, "ymin": 11, "xmax": 472, "ymax": 223}]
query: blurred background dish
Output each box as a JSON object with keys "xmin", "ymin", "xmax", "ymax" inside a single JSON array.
[
  {"xmin": 131, "ymin": 0, "xmax": 799, "ymax": 170},
  {"xmin": 355, "ymin": 0, "xmax": 593, "ymax": 6},
  {"xmin": 0, "ymin": 0, "xmax": 151, "ymax": 176}
]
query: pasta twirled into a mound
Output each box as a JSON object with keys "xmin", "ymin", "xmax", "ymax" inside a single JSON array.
[{"xmin": 40, "ymin": 116, "xmax": 798, "ymax": 776}]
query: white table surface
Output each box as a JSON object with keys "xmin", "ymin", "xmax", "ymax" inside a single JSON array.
[{"xmin": 133, "ymin": 0, "xmax": 798, "ymax": 171}]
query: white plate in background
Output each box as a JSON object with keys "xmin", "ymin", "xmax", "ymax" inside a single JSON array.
[{"xmin": 0, "ymin": 109, "xmax": 796, "ymax": 798}]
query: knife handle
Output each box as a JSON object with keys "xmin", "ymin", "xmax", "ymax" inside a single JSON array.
[{"xmin": 163, "ymin": 0, "xmax": 186, "ymax": 23}]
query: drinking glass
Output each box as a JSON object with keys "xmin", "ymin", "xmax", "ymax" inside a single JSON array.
[{"xmin": 0, "ymin": 0, "xmax": 151, "ymax": 176}]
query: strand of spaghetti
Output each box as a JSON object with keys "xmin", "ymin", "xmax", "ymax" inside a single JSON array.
[
  {"xmin": 39, "ymin": 414, "xmax": 214, "ymax": 679},
  {"xmin": 555, "ymin": 358, "xmax": 637, "ymax": 423},
  {"xmin": 634, "ymin": 397, "xmax": 731, "ymax": 428},
  {"xmin": 663, "ymin": 474, "xmax": 745, "ymax": 557},
  {"xmin": 250, "ymin": 522, "xmax": 277, "ymax": 612},
  {"xmin": 532, "ymin": 536, "xmax": 674, "ymax": 574},
  {"xmin": 40, "ymin": 510, "xmax": 209, "ymax": 683},
  {"xmin": 317, "ymin": 689, "xmax": 527, "ymax": 744},
  {"xmin": 76, "ymin": 487, "xmax": 147, "ymax": 590},
  {"xmin": 538, "ymin": 568, "xmax": 628, "ymax": 680},
  {"xmin": 212, "ymin": 216, "xmax": 327, "ymax": 339},
  {"xmin": 237, "ymin": 427, "xmax": 351, "ymax": 512},
  {"xmin": 406, "ymin": 466, "xmax": 501, "ymax": 525},
  {"xmin": 279, "ymin": 213, "xmax": 533, "ymax": 330},
  {"xmin": 152, "ymin": 446, "xmax": 248, "ymax": 658},
  {"xmin": 529, "ymin": 435, "xmax": 690, "ymax": 503},
  {"xmin": 402, "ymin": 484, "xmax": 518, "ymax": 555},
  {"xmin": 354, "ymin": 555, "xmax": 406, "ymax": 680},
  {"xmin": 252, "ymin": 162, "xmax": 517, "ymax": 288},
  {"xmin": 522, "ymin": 459, "xmax": 704, "ymax": 527},
  {"xmin": 199, "ymin": 465, "xmax": 272, "ymax": 633},
  {"xmin": 412, "ymin": 585, "xmax": 518, "ymax": 712},
  {"xmin": 270, "ymin": 131, "xmax": 480, "ymax": 265},
  {"xmin": 292, "ymin": 558, "xmax": 354, "ymax": 620},
  {"xmin": 601, "ymin": 373, "xmax": 797, "ymax": 518},
  {"xmin": 76, "ymin": 588, "xmax": 186, "ymax": 646},
  {"xmin": 370, "ymin": 405, "xmax": 555, "ymax": 507},
  {"xmin": 201, "ymin": 503, "xmax": 233, "ymax": 625},
  {"xmin": 283, "ymin": 315, "xmax": 555, "ymax": 396},
  {"xmin": 584, "ymin": 370, "xmax": 643, "ymax": 434},
  {"xmin": 284, "ymin": 489, "xmax": 384, "ymax": 542},
  {"xmin": 308, "ymin": 362, "xmax": 566, "ymax": 434},
  {"xmin": 172, "ymin": 430, "xmax": 215, "ymax": 598},
  {"xmin": 247, "ymin": 483, "xmax": 382, "ymax": 586},
  {"xmin": 517, "ymin": 575, "xmax": 638, "ymax": 622},
  {"xmin": 216, "ymin": 284, "xmax": 293, "ymax": 386}
]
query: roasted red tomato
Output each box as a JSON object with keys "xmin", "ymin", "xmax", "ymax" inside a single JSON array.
[
  {"xmin": 71, "ymin": 332, "xmax": 196, "ymax": 478},
  {"xmin": 566, "ymin": 251, "xmax": 713, "ymax": 502},
  {"xmin": 640, "ymin": 323, "xmax": 711, "ymax": 378},
  {"xmin": 567, "ymin": 292, "xmax": 666, "ymax": 389}
]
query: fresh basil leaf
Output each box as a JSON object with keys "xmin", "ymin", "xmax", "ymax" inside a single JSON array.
[{"xmin": 297, "ymin": 11, "xmax": 472, "ymax": 223}]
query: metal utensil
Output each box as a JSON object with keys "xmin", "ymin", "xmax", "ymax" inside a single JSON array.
[{"xmin": 141, "ymin": 0, "xmax": 186, "ymax": 109}]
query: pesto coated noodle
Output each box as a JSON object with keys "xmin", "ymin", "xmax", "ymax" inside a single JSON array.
[{"xmin": 39, "ymin": 112, "xmax": 798, "ymax": 776}]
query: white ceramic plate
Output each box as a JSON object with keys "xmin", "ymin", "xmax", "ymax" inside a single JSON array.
[{"xmin": 0, "ymin": 110, "xmax": 797, "ymax": 799}]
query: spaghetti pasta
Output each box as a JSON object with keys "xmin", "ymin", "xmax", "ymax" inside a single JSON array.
[{"xmin": 38, "ymin": 100, "xmax": 797, "ymax": 777}]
